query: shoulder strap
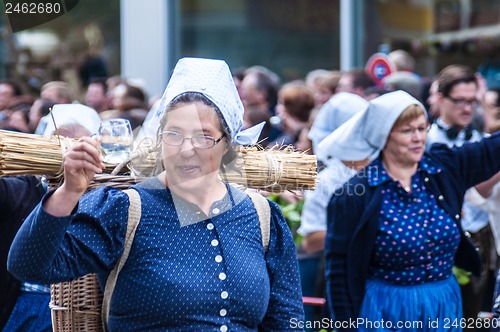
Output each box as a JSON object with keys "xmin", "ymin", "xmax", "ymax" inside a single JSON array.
[
  {"xmin": 102, "ymin": 188, "xmax": 142, "ymax": 331},
  {"xmin": 247, "ymin": 192, "xmax": 271, "ymax": 252}
]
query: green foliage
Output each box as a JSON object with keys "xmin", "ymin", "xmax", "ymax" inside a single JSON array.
[
  {"xmin": 268, "ymin": 193, "xmax": 304, "ymax": 246},
  {"xmin": 453, "ymin": 266, "xmax": 471, "ymax": 286}
]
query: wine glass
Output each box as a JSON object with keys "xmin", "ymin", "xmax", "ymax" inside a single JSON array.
[{"xmin": 98, "ymin": 118, "xmax": 134, "ymax": 164}]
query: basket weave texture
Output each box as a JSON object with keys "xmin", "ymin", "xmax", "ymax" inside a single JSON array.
[{"xmin": 50, "ymin": 274, "xmax": 104, "ymax": 332}]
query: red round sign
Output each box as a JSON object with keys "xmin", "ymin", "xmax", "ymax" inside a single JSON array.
[{"xmin": 365, "ymin": 53, "xmax": 396, "ymax": 87}]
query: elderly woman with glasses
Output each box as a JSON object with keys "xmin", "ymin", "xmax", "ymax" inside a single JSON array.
[
  {"xmin": 8, "ymin": 58, "xmax": 304, "ymax": 331},
  {"xmin": 324, "ymin": 90, "xmax": 500, "ymax": 331}
]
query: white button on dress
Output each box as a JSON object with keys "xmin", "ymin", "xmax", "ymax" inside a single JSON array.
[
  {"xmin": 213, "ymin": 208, "xmax": 220, "ymax": 214},
  {"xmin": 207, "ymin": 223, "xmax": 214, "ymax": 230},
  {"xmin": 219, "ymin": 272, "xmax": 227, "ymax": 280},
  {"xmin": 221, "ymin": 291, "xmax": 228, "ymax": 299},
  {"xmin": 220, "ymin": 325, "xmax": 228, "ymax": 332},
  {"xmin": 211, "ymin": 239, "xmax": 219, "ymax": 246},
  {"xmin": 220, "ymin": 309, "xmax": 227, "ymax": 317},
  {"xmin": 215, "ymin": 255, "xmax": 223, "ymax": 263}
]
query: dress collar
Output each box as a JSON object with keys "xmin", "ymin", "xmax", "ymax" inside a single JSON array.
[{"xmin": 367, "ymin": 154, "xmax": 443, "ymax": 187}]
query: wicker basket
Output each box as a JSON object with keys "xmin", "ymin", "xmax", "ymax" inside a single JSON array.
[{"xmin": 50, "ymin": 274, "xmax": 104, "ymax": 332}]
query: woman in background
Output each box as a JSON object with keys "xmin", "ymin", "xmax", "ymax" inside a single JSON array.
[{"xmin": 325, "ymin": 90, "xmax": 500, "ymax": 331}]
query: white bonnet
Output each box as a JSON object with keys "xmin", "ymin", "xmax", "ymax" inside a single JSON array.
[
  {"xmin": 43, "ymin": 104, "xmax": 101, "ymax": 136},
  {"xmin": 310, "ymin": 92, "xmax": 368, "ymax": 160},
  {"xmin": 153, "ymin": 57, "xmax": 263, "ymax": 145},
  {"xmin": 317, "ymin": 90, "xmax": 427, "ymax": 162}
]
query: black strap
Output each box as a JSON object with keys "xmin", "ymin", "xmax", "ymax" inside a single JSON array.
[{"xmin": 435, "ymin": 122, "xmax": 473, "ymax": 141}]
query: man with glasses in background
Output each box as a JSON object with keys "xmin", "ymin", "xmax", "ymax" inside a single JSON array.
[
  {"xmin": 428, "ymin": 65, "xmax": 482, "ymax": 145},
  {"xmin": 427, "ymin": 64, "xmax": 495, "ymax": 329}
]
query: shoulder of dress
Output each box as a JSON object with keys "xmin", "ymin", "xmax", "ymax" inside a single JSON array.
[{"xmin": 82, "ymin": 186, "xmax": 130, "ymax": 204}]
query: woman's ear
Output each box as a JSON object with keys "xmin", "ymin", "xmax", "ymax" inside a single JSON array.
[{"xmin": 223, "ymin": 139, "xmax": 230, "ymax": 155}]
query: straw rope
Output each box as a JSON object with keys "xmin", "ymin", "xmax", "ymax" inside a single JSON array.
[
  {"xmin": 265, "ymin": 153, "xmax": 284, "ymax": 186},
  {"xmin": 222, "ymin": 146, "xmax": 317, "ymax": 192},
  {"xmin": 0, "ymin": 131, "xmax": 317, "ymax": 192},
  {"xmin": 0, "ymin": 131, "xmax": 65, "ymax": 177}
]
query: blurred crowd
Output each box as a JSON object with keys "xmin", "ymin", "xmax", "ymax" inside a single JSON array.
[
  {"xmin": 1, "ymin": 49, "xmax": 498, "ymax": 156},
  {"xmin": 3, "ymin": 49, "xmax": 500, "ymax": 331}
]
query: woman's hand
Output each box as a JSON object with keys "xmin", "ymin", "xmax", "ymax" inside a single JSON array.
[
  {"xmin": 44, "ymin": 137, "xmax": 105, "ymax": 217},
  {"xmin": 61, "ymin": 137, "xmax": 105, "ymax": 195}
]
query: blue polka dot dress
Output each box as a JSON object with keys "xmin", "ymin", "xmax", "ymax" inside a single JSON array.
[
  {"xmin": 359, "ymin": 156, "xmax": 462, "ymax": 331},
  {"xmin": 8, "ymin": 178, "xmax": 304, "ymax": 331}
]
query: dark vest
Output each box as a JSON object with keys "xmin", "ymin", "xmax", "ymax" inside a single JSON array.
[{"xmin": 0, "ymin": 176, "xmax": 45, "ymax": 328}]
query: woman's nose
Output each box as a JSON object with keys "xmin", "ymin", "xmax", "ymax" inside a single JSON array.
[
  {"xmin": 413, "ymin": 129, "xmax": 424, "ymax": 141},
  {"xmin": 178, "ymin": 138, "xmax": 196, "ymax": 156}
]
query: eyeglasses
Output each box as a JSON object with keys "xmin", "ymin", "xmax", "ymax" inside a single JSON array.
[
  {"xmin": 160, "ymin": 131, "xmax": 225, "ymax": 149},
  {"xmin": 445, "ymin": 96, "xmax": 478, "ymax": 108},
  {"xmin": 396, "ymin": 125, "xmax": 429, "ymax": 137}
]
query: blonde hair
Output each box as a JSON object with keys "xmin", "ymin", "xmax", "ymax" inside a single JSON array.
[
  {"xmin": 388, "ymin": 50, "xmax": 415, "ymax": 72},
  {"xmin": 314, "ymin": 71, "xmax": 342, "ymax": 94},
  {"xmin": 41, "ymin": 81, "xmax": 75, "ymax": 103},
  {"xmin": 393, "ymin": 104, "xmax": 426, "ymax": 128}
]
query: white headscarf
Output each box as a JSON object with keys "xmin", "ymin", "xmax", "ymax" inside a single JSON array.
[
  {"xmin": 309, "ymin": 92, "xmax": 368, "ymax": 152},
  {"xmin": 142, "ymin": 57, "xmax": 264, "ymax": 145},
  {"xmin": 42, "ymin": 104, "xmax": 101, "ymax": 136},
  {"xmin": 310, "ymin": 92, "xmax": 368, "ymax": 163},
  {"xmin": 317, "ymin": 90, "xmax": 427, "ymax": 162}
]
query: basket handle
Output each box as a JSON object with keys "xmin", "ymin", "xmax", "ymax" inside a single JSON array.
[{"xmin": 101, "ymin": 188, "xmax": 142, "ymax": 331}]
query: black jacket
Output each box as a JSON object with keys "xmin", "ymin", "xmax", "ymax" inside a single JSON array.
[
  {"xmin": 325, "ymin": 132, "xmax": 500, "ymax": 330},
  {"xmin": 0, "ymin": 176, "xmax": 45, "ymax": 329}
]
